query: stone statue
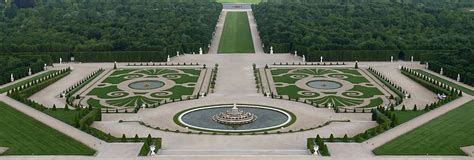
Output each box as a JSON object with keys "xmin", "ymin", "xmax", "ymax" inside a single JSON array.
[
  {"xmin": 28, "ymin": 68, "xmax": 32, "ymax": 76},
  {"xmin": 10, "ymin": 73, "xmax": 14, "ymax": 82},
  {"xmin": 320, "ymin": 56, "xmax": 323, "ymax": 63},
  {"xmin": 199, "ymin": 47, "xmax": 203, "ymax": 55},
  {"xmin": 59, "ymin": 58, "xmax": 62, "ymax": 64},
  {"xmin": 426, "ymin": 62, "xmax": 429, "ymax": 69},
  {"xmin": 302, "ymin": 55, "xmax": 306, "ymax": 62},
  {"xmin": 176, "ymin": 51, "xmax": 180, "ymax": 57},
  {"xmin": 411, "ymin": 56, "xmax": 414, "ymax": 62},
  {"xmin": 313, "ymin": 146, "xmax": 319, "ymax": 155},
  {"xmin": 212, "ymin": 103, "xmax": 257, "ymax": 125},
  {"xmin": 390, "ymin": 56, "xmax": 393, "ymax": 62},
  {"xmin": 457, "ymin": 74, "xmax": 460, "ymax": 82},
  {"xmin": 150, "ymin": 145, "xmax": 156, "ymax": 155},
  {"xmin": 440, "ymin": 68, "xmax": 443, "ymax": 75},
  {"xmin": 294, "ymin": 51, "xmax": 297, "ymax": 56},
  {"xmin": 167, "ymin": 55, "xmax": 171, "ymax": 62},
  {"xmin": 270, "ymin": 46, "xmax": 273, "ymax": 54},
  {"xmin": 44, "ymin": 63, "xmax": 47, "ymax": 70}
]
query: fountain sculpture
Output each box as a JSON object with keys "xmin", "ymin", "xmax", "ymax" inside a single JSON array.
[{"xmin": 212, "ymin": 103, "xmax": 257, "ymax": 125}]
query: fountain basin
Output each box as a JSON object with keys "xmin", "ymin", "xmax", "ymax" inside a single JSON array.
[
  {"xmin": 175, "ymin": 104, "xmax": 295, "ymax": 133},
  {"xmin": 306, "ymin": 80, "xmax": 342, "ymax": 90},
  {"xmin": 128, "ymin": 80, "xmax": 164, "ymax": 90}
]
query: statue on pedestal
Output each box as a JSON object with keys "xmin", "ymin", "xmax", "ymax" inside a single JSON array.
[
  {"xmin": 150, "ymin": 145, "xmax": 156, "ymax": 155},
  {"xmin": 320, "ymin": 56, "xmax": 323, "ymax": 63},
  {"xmin": 167, "ymin": 55, "xmax": 171, "ymax": 62},
  {"xmin": 270, "ymin": 46, "xmax": 273, "ymax": 54},
  {"xmin": 440, "ymin": 68, "xmax": 443, "ymax": 75},
  {"xmin": 302, "ymin": 55, "xmax": 306, "ymax": 62},
  {"xmin": 10, "ymin": 74, "xmax": 14, "ymax": 82},
  {"xmin": 199, "ymin": 47, "xmax": 203, "ymax": 55},
  {"xmin": 457, "ymin": 74, "xmax": 461, "ymax": 82},
  {"xmin": 28, "ymin": 68, "xmax": 32, "ymax": 76},
  {"xmin": 390, "ymin": 56, "xmax": 393, "ymax": 62}
]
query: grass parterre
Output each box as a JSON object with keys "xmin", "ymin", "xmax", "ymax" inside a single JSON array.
[
  {"xmin": 83, "ymin": 68, "xmax": 204, "ymax": 110},
  {"xmin": 269, "ymin": 68, "xmax": 389, "ymax": 109}
]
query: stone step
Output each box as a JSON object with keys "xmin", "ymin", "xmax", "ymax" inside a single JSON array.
[{"xmin": 159, "ymin": 149, "xmax": 310, "ymax": 156}]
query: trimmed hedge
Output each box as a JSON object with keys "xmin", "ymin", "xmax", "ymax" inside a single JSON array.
[
  {"xmin": 7, "ymin": 68, "xmax": 71, "ymax": 111},
  {"xmin": 427, "ymin": 61, "xmax": 474, "ymax": 87},
  {"xmin": 78, "ymin": 108, "xmax": 101, "ymax": 131},
  {"xmin": 401, "ymin": 67, "xmax": 452, "ymax": 95}
]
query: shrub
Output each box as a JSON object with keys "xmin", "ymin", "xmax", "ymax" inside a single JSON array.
[{"xmin": 121, "ymin": 134, "xmax": 126, "ymax": 142}]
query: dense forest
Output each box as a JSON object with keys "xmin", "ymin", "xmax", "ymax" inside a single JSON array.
[
  {"xmin": 253, "ymin": 1, "xmax": 473, "ymax": 85},
  {"xmin": 0, "ymin": 0, "xmax": 221, "ymax": 52},
  {"xmin": 254, "ymin": 2, "xmax": 472, "ymax": 51},
  {"xmin": 0, "ymin": 0, "xmax": 221, "ymax": 85}
]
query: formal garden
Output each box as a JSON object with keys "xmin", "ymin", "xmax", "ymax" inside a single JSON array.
[
  {"xmin": 0, "ymin": 0, "xmax": 472, "ymax": 158},
  {"xmin": 268, "ymin": 68, "xmax": 389, "ymax": 109},
  {"xmin": 82, "ymin": 68, "xmax": 206, "ymax": 111}
]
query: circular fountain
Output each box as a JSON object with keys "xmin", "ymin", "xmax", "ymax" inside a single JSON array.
[
  {"xmin": 176, "ymin": 104, "xmax": 294, "ymax": 132},
  {"xmin": 306, "ymin": 80, "xmax": 342, "ymax": 89},
  {"xmin": 128, "ymin": 80, "xmax": 164, "ymax": 90}
]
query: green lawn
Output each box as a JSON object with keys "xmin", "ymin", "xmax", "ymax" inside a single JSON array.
[
  {"xmin": 0, "ymin": 71, "xmax": 54, "ymax": 93},
  {"xmin": 0, "ymin": 102, "xmax": 95, "ymax": 155},
  {"xmin": 215, "ymin": 0, "xmax": 262, "ymax": 4},
  {"xmin": 373, "ymin": 100, "xmax": 474, "ymax": 155},
  {"xmin": 218, "ymin": 12, "xmax": 255, "ymax": 53},
  {"xmin": 414, "ymin": 69, "xmax": 474, "ymax": 96}
]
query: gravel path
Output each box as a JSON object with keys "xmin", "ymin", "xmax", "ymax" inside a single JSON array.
[
  {"xmin": 371, "ymin": 62, "xmax": 438, "ymax": 109},
  {"xmin": 29, "ymin": 64, "xmax": 101, "ymax": 108},
  {"xmin": 247, "ymin": 11, "xmax": 264, "ymax": 54},
  {"xmin": 208, "ymin": 11, "xmax": 226, "ymax": 54}
]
